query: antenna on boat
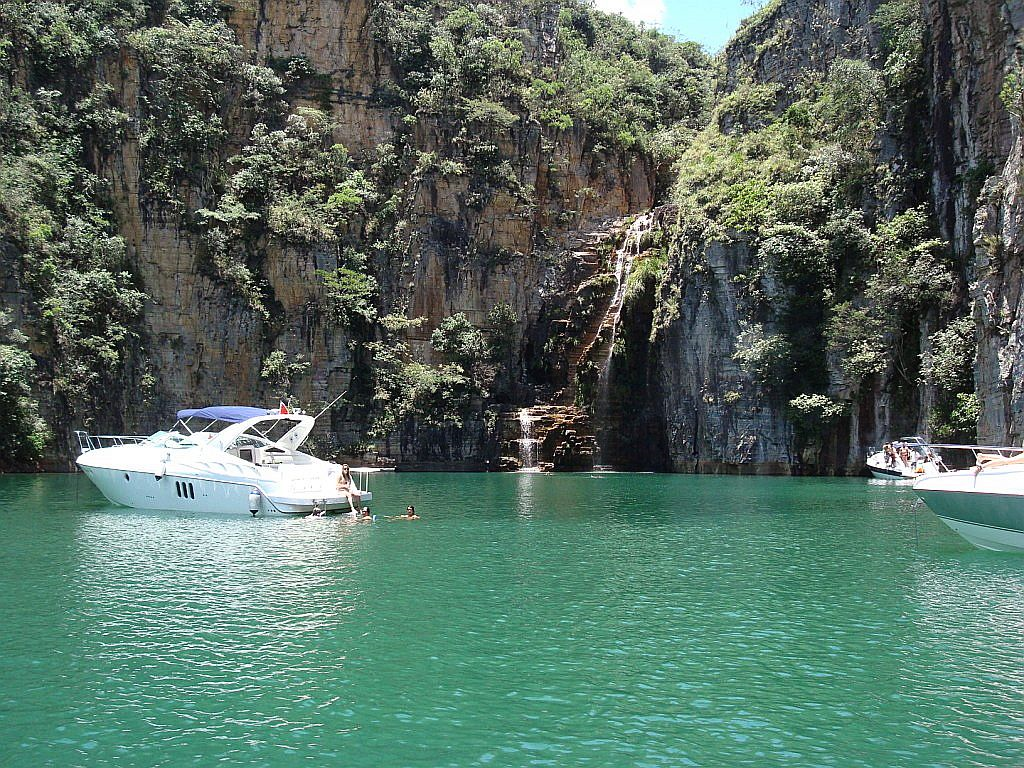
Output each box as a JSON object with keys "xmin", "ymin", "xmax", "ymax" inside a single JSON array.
[{"xmin": 314, "ymin": 390, "xmax": 348, "ymax": 421}]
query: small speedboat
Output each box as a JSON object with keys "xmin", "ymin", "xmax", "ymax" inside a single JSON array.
[
  {"xmin": 915, "ymin": 447, "xmax": 1024, "ymax": 552},
  {"xmin": 76, "ymin": 405, "xmax": 375, "ymax": 516},
  {"xmin": 866, "ymin": 436, "xmax": 943, "ymax": 480}
]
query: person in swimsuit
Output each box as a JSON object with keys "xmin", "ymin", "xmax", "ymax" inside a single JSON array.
[
  {"xmin": 387, "ymin": 505, "xmax": 419, "ymax": 521},
  {"xmin": 336, "ymin": 464, "xmax": 362, "ymax": 514},
  {"xmin": 974, "ymin": 450, "xmax": 1024, "ymax": 474}
]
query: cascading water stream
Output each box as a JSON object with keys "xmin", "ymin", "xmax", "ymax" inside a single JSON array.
[
  {"xmin": 607, "ymin": 212, "xmax": 656, "ymax": 351},
  {"xmin": 594, "ymin": 212, "xmax": 657, "ymax": 467},
  {"xmin": 517, "ymin": 407, "xmax": 540, "ymax": 471}
]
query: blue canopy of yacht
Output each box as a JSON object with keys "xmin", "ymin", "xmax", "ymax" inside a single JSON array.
[{"xmin": 176, "ymin": 406, "xmax": 275, "ymax": 423}]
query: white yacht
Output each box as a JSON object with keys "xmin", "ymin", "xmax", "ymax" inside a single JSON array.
[
  {"xmin": 76, "ymin": 406, "xmax": 374, "ymax": 516},
  {"xmin": 914, "ymin": 445, "xmax": 1024, "ymax": 552},
  {"xmin": 865, "ymin": 436, "xmax": 943, "ymax": 480}
]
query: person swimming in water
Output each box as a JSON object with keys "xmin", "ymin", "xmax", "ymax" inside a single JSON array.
[{"xmin": 388, "ymin": 505, "xmax": 419, "ymax": 520}]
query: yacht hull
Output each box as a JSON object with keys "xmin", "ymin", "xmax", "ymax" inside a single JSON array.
[
  {"xmin": 78, "ymin": 464, "xmax": 371, "ymax": 516},
  {"xmin": 865, "ymin": 442, "xmax": 940, "ymax": 481},
  {"xmin": 937, "ymin": 516, "xmax": 1024, "ymax": 552},
  {"xmin": 915, "ymin": 472, "xmax": 1024, "ymax": 552},
  {"xmin": 869, "ymin": 466, "xmax": 915, "ymax": 481},
  {"xmin": 75, "ymin": 411, "xmax": 377, "ymax": 516}
]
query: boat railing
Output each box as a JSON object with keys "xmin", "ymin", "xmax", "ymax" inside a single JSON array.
[
  {"xmin": 920, "ymin": 443, "xmax": 1024, "ymax": 472},
  {"xmin": 924, "ymin": 443, "xmax": 1024, "ymax": 453},
  {"xmin": 75, "ymin": 431, "xmax": 149, "ymax": 455}
]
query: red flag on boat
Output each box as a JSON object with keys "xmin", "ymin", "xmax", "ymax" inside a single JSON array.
[{"xmin": 279, "ymin": 401, "xmax": 289, "ymax": 414}]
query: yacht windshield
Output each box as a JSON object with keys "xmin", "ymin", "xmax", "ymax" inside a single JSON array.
[
  {"xmin": 242, "ymin": 419, "xmax": 303, "ymax": 444},
  {"xmin": 145, "ymin": 431, "xmax": 218, "ymax": 448},
  {"xmin": 232, "ymin": 434, "xmax": 274, "ymax": 450}
]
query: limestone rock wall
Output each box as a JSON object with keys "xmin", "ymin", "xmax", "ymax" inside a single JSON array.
[
  {"xmin": 974, "ymin": 139, "xmax": 1024, "ymax": 443},
  {"xmin": 647, "ymin": 0, "xmax": 890, "ymax": 475},
  {"xmin": 937, "ymin": 0, "xmax": 1024, "ymax": 444},
  {"xmin": 925, "ymin": 0, "xmax": 1017, "ymax": 261},
  {"xmin": 654, "ymin": 237, "xmax": 795, "ymax": 473},
  {"xmin": 646, "ymin": 0, "xmax": 1023, "ymax": 473},
  {"xmin": 72, "ymin": 0, "xmax": 656, "ymax": 467},
  {"xmin": 724, "ymin": 0, "xmax": 882, "ymax": 95},
  {"xmin": 20, "ymin": 0, "xmax": 1024, "ymax": 472}
]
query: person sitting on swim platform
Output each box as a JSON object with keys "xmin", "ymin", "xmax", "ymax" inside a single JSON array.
[{"xmin": 336, "ymin": 464, "xmax": 361, "ymax": 514}]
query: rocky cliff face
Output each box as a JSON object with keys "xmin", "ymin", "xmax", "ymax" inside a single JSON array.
[
  {"xmin": 652, "ymin": 231, "xmax": 795, "ymax": 473},
  {"xmin": 28, "ymin": 0, "xmax": 667, "ymax": 468},
  {"xmin": 618, "ymin": 0, "xmax": 1021, "ymax": 474},
  {"xmin": 630, "ymin": 0, "xmax": 898, "ymax": 474},
  {"xmin": 941, "ymin": 1, "xmax": 1024, "ymax": 444},
  {"xmin": 6, "ymin": 0, "xmax": 1023, "ymax": 473},
  {"xmin": 724, "ymin": 0, "xmax": 881, "ymax": 91}
]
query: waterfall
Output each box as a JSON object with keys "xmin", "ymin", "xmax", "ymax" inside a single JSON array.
[
  {"xmin": 608, "ymin": 211, "xmax": 656, "ymax": 351},
  {"xmin": 517, "ymin": 407, "xmax": 540, "ymax": 471},
  {"xmin": 594, "ymin": 211, "xmax": 657, "ymax": 468}
]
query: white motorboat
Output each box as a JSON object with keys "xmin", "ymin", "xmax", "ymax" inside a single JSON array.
[
  {"xmin": 865, "ymin": 436, "xmax": 943, "ymax": 480},
  {"xmin": 914, "ymin": 445, "xmax": 1024, "ymax": 552},
  {"xmin": 76, "ymin": 406, "xmax": 375, "ymax": 516}
]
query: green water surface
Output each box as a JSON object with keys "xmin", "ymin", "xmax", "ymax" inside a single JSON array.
[{"xmin": 1, "ymin": 472, "xmax": 1023, "ymax": 767}]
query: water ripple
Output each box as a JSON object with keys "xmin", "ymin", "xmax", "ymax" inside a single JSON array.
[{"xmin": 1, "ymin": 474, "xmax": 1023, "ymax": 766}]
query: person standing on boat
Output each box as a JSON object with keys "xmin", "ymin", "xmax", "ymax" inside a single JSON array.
[
  {"xmin": 899, "ymin": 445, "xmax": 911, "ymax": 467},
  {"xmin": 336, "ymin": 464, "xmax": 362, "ymax": 514},
  {"xmin": 883, "ymin": 443, "xmax": 896, "ymax": 468}
]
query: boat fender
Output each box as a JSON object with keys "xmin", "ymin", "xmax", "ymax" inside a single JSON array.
[
  {"xmin": 248, "ymin": 488, "xmax": 261, "ymax": 517},
  {"xmin": 155, "ymin": 451, "xmax": 170, "ymax": 481}
]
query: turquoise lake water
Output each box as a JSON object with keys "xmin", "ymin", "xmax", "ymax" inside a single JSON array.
[{"xmin": 1, "ymin": 472, "xmax": 1023, "ymax": 767}]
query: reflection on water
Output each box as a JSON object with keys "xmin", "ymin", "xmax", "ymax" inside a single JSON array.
[
  {"xmin": 73, "ymin": 511, "xmax": 365, "ymax": 628},
  {"xmin": 514, "ymin": 471, "xmax": 537, "ymax": 519},
  {"xmin": 1, "ymin": 472, "xmax": 1023, "ymax": 767}
]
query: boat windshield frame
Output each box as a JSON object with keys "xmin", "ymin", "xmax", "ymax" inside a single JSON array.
[{"xmin": 203, "ymin": 413, "xmax": 316, "ymax": 454}]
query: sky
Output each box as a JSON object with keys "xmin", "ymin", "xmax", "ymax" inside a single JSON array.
[{"xmin": 592, "ymin": 0, "xmax": 761, "ymax": 52}]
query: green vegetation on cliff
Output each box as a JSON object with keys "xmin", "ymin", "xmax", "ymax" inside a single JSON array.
[
  {"xmin": 0, "ymin": 312, "xmax": 49, "ymax": 465},
  {"xmin": 0, "ymin": 4, "xmax": 151, "ymax": 448},
  {"xmin": 372, "ymin": 0, "xmax": 710, "ymax": 153},
  {"xmin": 4, "ymin": 0, "xmax": 979, "ymax": 470},
  {"xmin": 656, "ymin": 0, "xmax": 977, "ymax": 455},
  {"xmin": 1, "ymin": 0, "xmax": 708, "ymax": 461}
]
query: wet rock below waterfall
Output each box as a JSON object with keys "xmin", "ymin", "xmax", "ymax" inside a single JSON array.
[{"xmin": 501, "ymin": 406, "xmax": 599, "ymax": 472}]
